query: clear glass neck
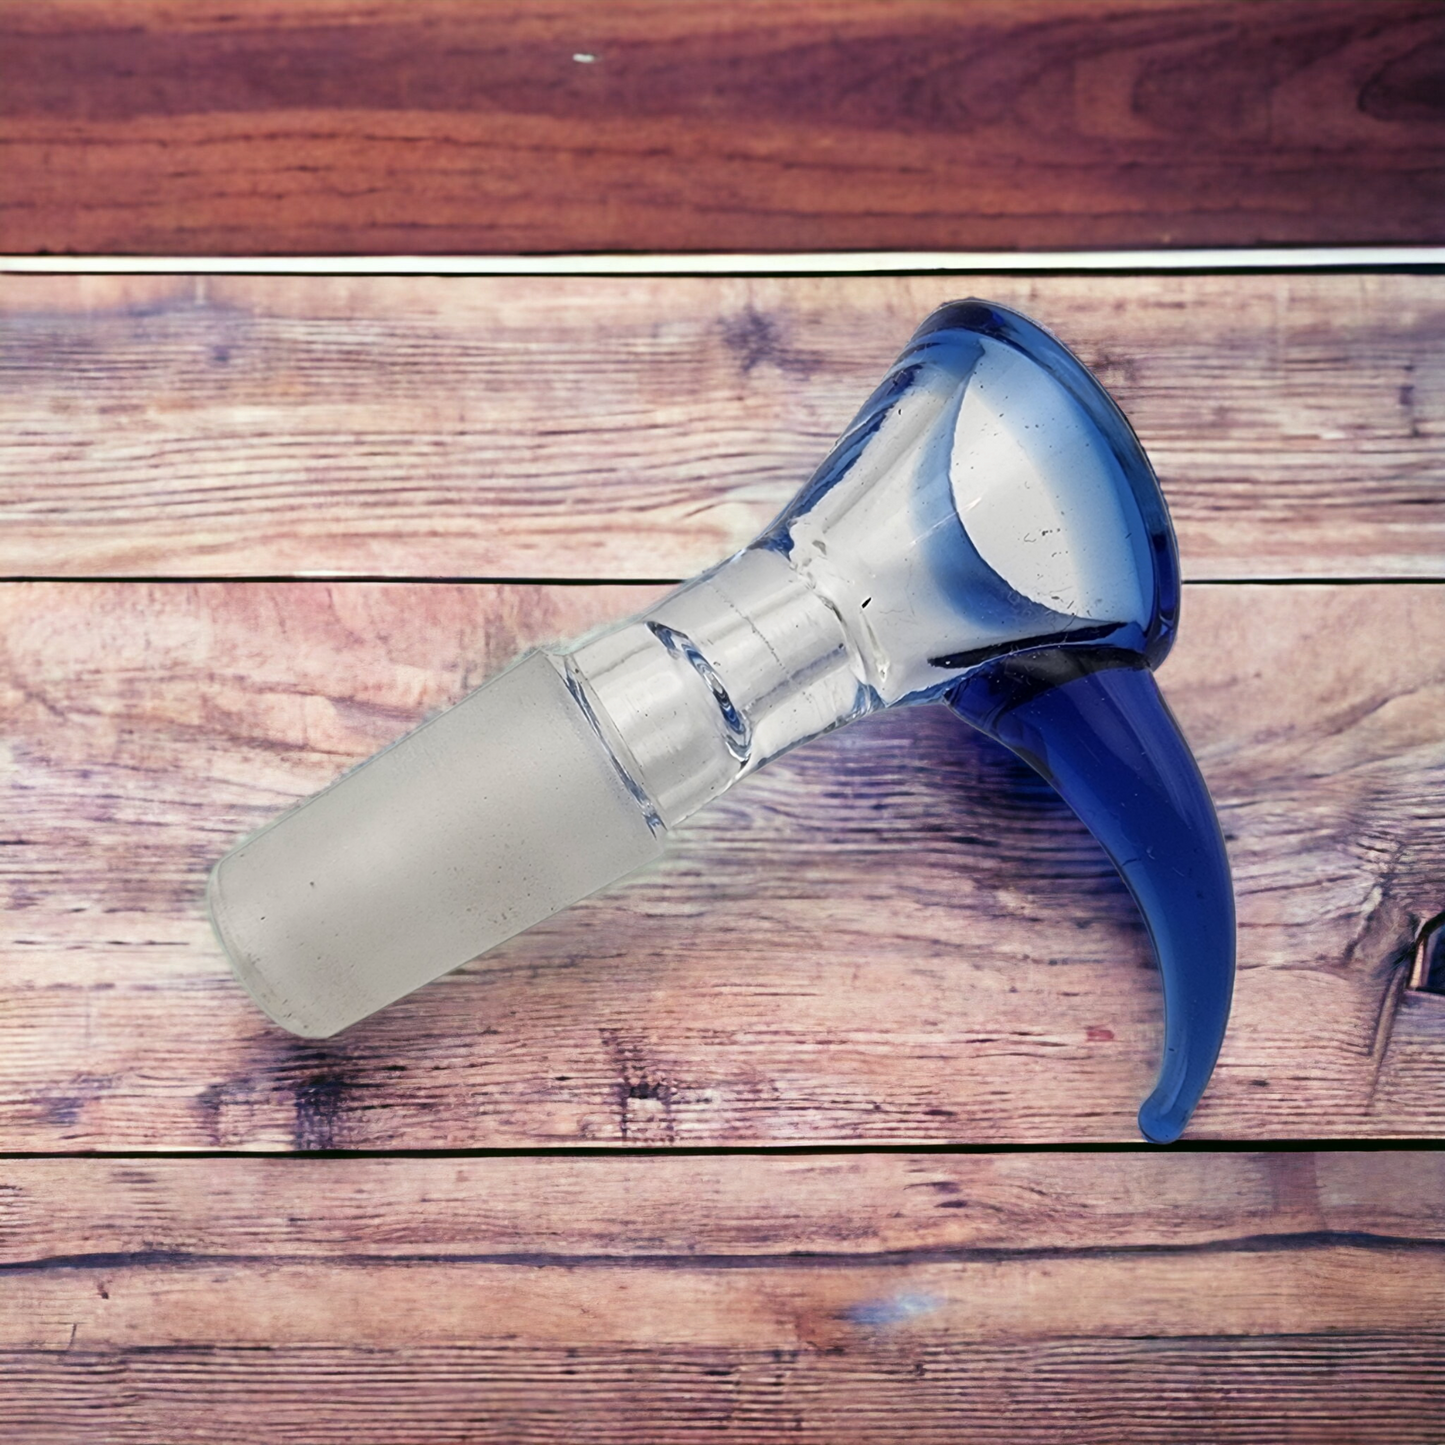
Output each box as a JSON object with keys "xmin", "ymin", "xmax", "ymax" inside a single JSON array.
[
  {"xmin": 565, "ymin": 546, "xmax": 869, "ymax": 827},
  {"xmin": 565, "ymin": 300, "xmax": 1176, "ymax": 830}
]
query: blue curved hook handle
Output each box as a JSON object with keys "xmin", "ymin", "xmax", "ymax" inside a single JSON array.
[{"xmin": 949, "ymin": 651, "xmax": 1234, "ymax": 1143}]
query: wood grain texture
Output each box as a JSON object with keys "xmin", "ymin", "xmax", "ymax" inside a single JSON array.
[
  {"xmin": 6, "ymin": 1340, "xmax": 1444, "ymax": 1445},
  {"xmin": 2, "ymin": 1153, "xmax": 1442, "ymax": 1443},
  {"xmin": 2, "ymin": 272, "xmax": 1443, "ymax": 581},
  {"xmin": 2, "ymin": 580, "xmax": 1442, "ymax": 1149},
  {"xmin": 2, "ymin": 0, "xmax": 1443, "ymax": 255}
]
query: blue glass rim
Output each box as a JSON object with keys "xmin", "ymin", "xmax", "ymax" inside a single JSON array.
[{"xmin": 910, "ymin": 300, "xmax": 1181, "ymax": 669}]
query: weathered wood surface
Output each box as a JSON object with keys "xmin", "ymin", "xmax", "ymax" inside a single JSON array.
[
  {"xmin": 2, "ymin": 580, "xmax": 1441, "ymax": 1148},
  {"xmin": 2, "ymin": 273, "xmax": 1443, "ymax": 581},
  {"xmin": 2, "ymin": 0, "xmax": 1443, "ymax": 256},
  {"xmin": 2, "ymin": 1153, "xmax": 1442, "ymax": 1442},
  {"xmin": 8, "ymin": 1340, "xmax": 1445, "ymax": 1445}
]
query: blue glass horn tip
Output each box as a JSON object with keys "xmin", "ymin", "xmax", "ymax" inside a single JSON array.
[
  {"xmin": 950, "ymin": 654, "xmax": 1235, "ymax": 1146},
  {"xmin": 922, "ymin": 301, "xmax": 1235, "ymax": 1143}
]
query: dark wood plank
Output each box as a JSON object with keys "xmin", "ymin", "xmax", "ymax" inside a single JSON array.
[
  {"xmin": 2, "ymin": 273, "xmax": 1442, "ymax": 581},
  {"xmin": 2, "ymin": 1153, "xmax": 1442, "ymax": 1442},
  {"xmin": 1, "ymin": 1, "xmax": 1442, "ymax": 255},
  {"xmin": 2, "ymin": 580, "xmax": 1441, "ymax": 1148}
]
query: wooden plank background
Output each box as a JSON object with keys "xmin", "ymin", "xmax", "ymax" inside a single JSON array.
[
  {"xmin": 2, "ymin": 577, "xmax": 1444, "ymax": 1148},
  {"xmin": 3, "ymin": 272, "xmax": 1443, "ymax": 581},
  {"xmin": 2, "ymin": 257, "xmax": 1444, "ymax": 1435},
  {"xmin": 2, "ymin": 1, "xmax": 1444, "ymax": 256},
  {"xmin": 4, "ymin": 1153, "xmax": 1444, "ymax": 1442},
  {"xmin": 3, "ymin": 0, "xmax": 1444, "ymax": 1415}
]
